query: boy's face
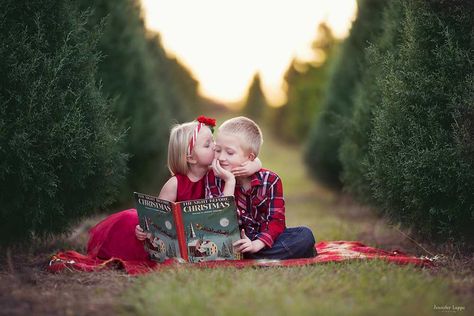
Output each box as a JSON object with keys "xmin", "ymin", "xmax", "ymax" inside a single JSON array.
[
  {"xmin": 192, "ymin": 127, "xmax": 215, "ymax": 166},
  {"xmin": 214, "ymin": 132, "xmax": 252, "ymax": 171}
]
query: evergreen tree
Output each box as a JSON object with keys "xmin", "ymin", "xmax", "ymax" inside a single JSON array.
[
  {"xmin": 226, "ymin": 240, "xmax": 234, "ymax": 257},
  {"xmin": 78, "ymin": 0, "xmax": 177, "ymax": 197},
  {"xmin": 221, "ymin": 241, "xmax": 230, "ymax": 258},
  {"xmin": 340, "ymin": 2, "xmax": 403, "ymax": 202},
  {"xmin": 367, "ymin": 0, "xmax": 474, "ymax": 242},
  {"xmin": 277, "ymin": 23, "xmax": 338, "ymax": 143},
  {"xmin": 146, "ymin": 33, "xmax": 198, "ymax": 121},
  {"xmin": 242, "ymin": 73, "xmax": 268, "ymax": 123},
  {"xmin": 304, "ymin": 0, "xmax": 386, "ymax": 188},
  {"xmin": 0, "ymin": 0, "xmax": 126, "ymax": 244}
]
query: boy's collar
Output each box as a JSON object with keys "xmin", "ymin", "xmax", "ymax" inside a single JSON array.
[
  {"xmin": 237, "ymin": 170, "xmax": 263, "ymax": 188},
  {"xmin": 251, "ymin": 171, "xmax": 264, "ymax": 187}
]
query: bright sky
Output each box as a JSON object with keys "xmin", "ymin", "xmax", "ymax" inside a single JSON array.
[{"xmin": 141, "ymin": 0, "xmax": 357, "ymax": 106}]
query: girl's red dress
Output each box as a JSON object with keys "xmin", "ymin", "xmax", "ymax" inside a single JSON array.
[{"xmin": 86, "ymin": 174, "xmax": 205, "ymax": 261}]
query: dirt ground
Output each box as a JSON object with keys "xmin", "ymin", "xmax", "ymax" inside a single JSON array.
[
  {"xmin": 0, "ymin": 266, "xmax": 131, "ymax": 316},
  {"xmin": 0, "ymin": 216, "xmax": 134, "ymax": 316}
]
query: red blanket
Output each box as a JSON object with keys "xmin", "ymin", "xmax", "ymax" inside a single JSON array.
[{"xmin": 47, "ymin": 241, "xmax": 434, "ymax": 275}]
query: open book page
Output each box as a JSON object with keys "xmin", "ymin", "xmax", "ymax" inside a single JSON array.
[
  {"xmin": 179, "ymin": 196, "xmax": 242, "ymax": 263},
  {"xmin": 134, "ymin": 192, "xmax": 181, "ymax": 262}
]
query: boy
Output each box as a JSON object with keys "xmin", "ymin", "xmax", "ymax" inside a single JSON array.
[{"xmin": 207, "ymin": 116, "xmax": 316, "ymax": 259}]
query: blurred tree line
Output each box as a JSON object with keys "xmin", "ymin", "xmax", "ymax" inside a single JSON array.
[
  {"xmin": 274, "ymin": 24, "xmax": 339, "ymax": 143},
  {"xmin": 304, "ymin": 0, "xmax": 472, "ymax": 243},
  {"xmin": 0, "ymin": 0, "xmax": 202, "ymax": 244},
  {"xmin": 241, "ymin": 23, "xmax": 339, "ymax": 143}
]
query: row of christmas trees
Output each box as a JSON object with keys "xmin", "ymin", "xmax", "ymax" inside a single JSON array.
[
  {"xmin": 242, "ymin": 0, "xmax": 473, "ymax": 244},
  {"xmin": 0, "ymin": 0, "xmax": 201, "ymax": 244}
]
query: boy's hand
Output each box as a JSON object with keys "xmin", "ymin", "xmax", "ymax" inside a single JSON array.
[
  {"xmin": 232, "ymin": 229, "xmax": 265, "ymax": 253},
  {"xmin": 135, "ymin": 225, "xmax": 147, "ymax": 241},
  {"xmin": 231, "ymin": 158, "xmax": 261, "ymax": 177}
]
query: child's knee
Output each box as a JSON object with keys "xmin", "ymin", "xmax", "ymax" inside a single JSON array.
[{"xmin": 299, "ymin": 226, "xmax": 315, "ymax": 246}]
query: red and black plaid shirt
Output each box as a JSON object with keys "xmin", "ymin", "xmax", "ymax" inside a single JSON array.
[{"xmin": 205, "ymin": 169, "xmax": 286, "ymax": 247}]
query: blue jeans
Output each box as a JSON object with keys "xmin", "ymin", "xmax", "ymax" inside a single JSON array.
[{"xmin": 244, "ymin": 226, "xmax": 316, "ymax": 260}]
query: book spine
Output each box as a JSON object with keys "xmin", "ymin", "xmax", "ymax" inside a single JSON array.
[{"xmin": 173, "ymin": 203, "xmax": 188, "ymax": 261}]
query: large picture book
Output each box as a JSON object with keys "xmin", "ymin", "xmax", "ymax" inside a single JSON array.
[{"xmin": 134, "ymin": 192, "xmax": 242, "ymax": 263}]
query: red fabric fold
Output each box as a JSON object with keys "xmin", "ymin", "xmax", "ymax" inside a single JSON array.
[
  {"xmin": 47, "ymin": 241, "xmax": 434, "ymax": 275},
  {"xmin": 87, "ymin": 209, "xmax": 150, "ymax": 262}
]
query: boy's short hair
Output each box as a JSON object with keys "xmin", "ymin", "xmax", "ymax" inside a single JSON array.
[
  {"xmin": 218, "ymin": 116, "xmax": 263, "ymax": 156},
  {"xmin": 168, "ymin": 121, "xmax": 199, "ymax": 175}
]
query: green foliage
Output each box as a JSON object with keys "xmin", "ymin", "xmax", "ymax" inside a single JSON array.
[
  {"xmin": 275, "ymin": 24, "xmax": 338, "ymax": 143},
  {"xmin": 0, "ymin": 0, "xmax": 126, "ymax": 244},
  {"xmin": 340, "ymin": 2, "xmax": 404, "ymax": 202},
  {"xmin": 304, "ymin": 0, "xmax": 387, "ymax": 189},
  {"xmin": 242, "ymin": 73, "xmax": 268, "ymax": 122},
  {"xmin": 146, "ymin": 33, "xmax": 199, "ymax": 120},
  {"xmin": 365, "ymin": 0, "xmax": 474, "ymax": 242},
  {"xmin": 78, "ymin": 0, "xmax": 194, "ymax": 197}
]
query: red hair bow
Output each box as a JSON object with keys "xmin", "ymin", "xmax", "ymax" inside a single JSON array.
[
  {"xmin": 188, "ymin": 115, "xmax": 217, "ymax": 155},
  {"xmin": 196, "ymin": 115, "xmax": 216, "ymax": 128}
]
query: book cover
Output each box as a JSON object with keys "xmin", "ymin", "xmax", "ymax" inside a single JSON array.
[{"xmin": 134, "ymin": 193, "xmax": 241, "ymax": 263}]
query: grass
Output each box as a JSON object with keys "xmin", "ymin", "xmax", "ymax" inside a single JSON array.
[
  {"xmin": 124, "ymin": 262, "xmax": 461, "ymax": 316},
  {"xmin": 120, "ymin": 117, "xmax": 472, "ymax": 316}
]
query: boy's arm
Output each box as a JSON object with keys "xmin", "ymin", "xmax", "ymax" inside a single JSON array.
[
  {"xmin": 231, "ymin": 157, "xmax": 262, "ymax": 177},
  {"xmin": 255, "ymin": 176, "xmax": 286, "ymax": 248}
]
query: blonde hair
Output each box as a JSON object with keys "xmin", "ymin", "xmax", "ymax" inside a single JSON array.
[
  {"xmin": 167, "ymin": 121, "xmax": 199, "ymax": 175},
  {"xmin": 218, "ymin": 116, "xmax": 263, "ymax": 156}
]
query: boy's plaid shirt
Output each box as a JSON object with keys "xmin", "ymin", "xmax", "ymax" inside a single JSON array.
[{"xmin": 205, "ymin": 169, "xmax": 286, "ymax": 247}]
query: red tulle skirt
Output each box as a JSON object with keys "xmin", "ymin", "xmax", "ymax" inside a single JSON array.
[{"xmin": 87, "ymin": 209, "xmax": 151, "ymax": 262}]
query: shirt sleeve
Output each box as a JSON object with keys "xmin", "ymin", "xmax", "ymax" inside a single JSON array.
[
  {"xmin": 205, "ymin": 169, "xmax": 224, "ymax": 198},
  {"xmin": 255, "ymin": 176, "xmax": 286, "ymax": 248}
]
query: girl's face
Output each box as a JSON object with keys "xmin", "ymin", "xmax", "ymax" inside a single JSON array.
[{"xmin": 191, "ymin": 127, "xmax": 215, "ymax": 167}]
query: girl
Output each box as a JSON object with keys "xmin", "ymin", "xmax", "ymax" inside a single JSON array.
[{"xmin": 87, "ymin": 116, "xmax": 260, "ymax": 262}]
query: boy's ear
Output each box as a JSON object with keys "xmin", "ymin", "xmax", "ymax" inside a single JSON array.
[{"xmin": 248, "ymin": 152, "xmax": 256, "ymax": 161}]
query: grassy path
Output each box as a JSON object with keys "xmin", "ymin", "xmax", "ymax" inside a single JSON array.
[{"xmin": 121, "ymin": 120, "xmax": 470, "ymax": 316}]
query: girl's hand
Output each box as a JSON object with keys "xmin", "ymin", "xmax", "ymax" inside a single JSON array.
[
  {"xmin": 135, "ymin": 225, "xmax": 147, "ymax": 241},
  {"xmin": 213, "ymin": 159, "xmax": 236, "ymax": 196},
  {"xmin": 231, "ymin": 158, "xmax": 262, "ymax": 177},
  {"xmin": 212, "ymin": 159, "xmax": 235, "ymax": 183}
]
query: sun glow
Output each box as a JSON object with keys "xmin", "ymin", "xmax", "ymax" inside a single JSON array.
[{"xmin": 141, "ymin": 0, "xmax": 357, "ymax": 106}]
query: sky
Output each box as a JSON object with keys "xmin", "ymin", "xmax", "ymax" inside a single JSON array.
[{"xmin": 141, "ymin": 0, "xmax": 357, "ymax": 106}]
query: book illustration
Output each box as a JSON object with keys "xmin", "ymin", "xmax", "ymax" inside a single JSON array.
[
  {"xmin": 181, "ymin": 197, "xmax": 241, "ymax": 263},
  {"xmin": 141, "ymin": 216, "xmax": 179, "ymax": 261},
  {"xmin": 134, "ymin": 193, "xmax": 241, "ymax": 263},
  {"xmin": 186, "ymin": 223, "xmax": 220, "ymax": 262},
  {"xmin": 135, "ymin": 194, "xmax": 181, "ymax": 262},
  {"xmin": 187, "ymin": 225, "xmax": 218, "ymax": 260}
]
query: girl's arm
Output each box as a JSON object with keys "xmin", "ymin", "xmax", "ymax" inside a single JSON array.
[
  {"xmin": 212, "ymin": 159, "xmax": 236, "ymax": 197},
  {"xmin": 231, "ymin": 157, "xmax": 262, "ymax": 177},
  {"xmin": 157, "ymin": 176, "xmax": 178, "ymax": 202},
  {"xmin": 136, "ymin": 176, "xmax": 177, "ymax": 240}
]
